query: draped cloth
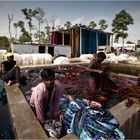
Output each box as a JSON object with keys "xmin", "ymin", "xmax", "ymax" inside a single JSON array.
[{"xmin": 60, "ymin": 97, "xmax": 125, "ymax": 140}]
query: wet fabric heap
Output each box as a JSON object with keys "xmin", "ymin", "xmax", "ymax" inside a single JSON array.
[{"xmin": 60, "ymin": 97, "xmax": 125, "ymax": 140}]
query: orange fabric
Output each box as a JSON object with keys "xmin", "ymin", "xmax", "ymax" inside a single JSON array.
[
  {"xmin": 71, "ymin": 29, "xmax": 74, "ymax": 57},
  {"xmin": 76, "ymin": 29, "xmax": 80, "ymax": 57}
]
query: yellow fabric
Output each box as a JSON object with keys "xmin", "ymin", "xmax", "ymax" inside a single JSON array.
[
  {"xmin": 76, "ymin": 29, "xmax": 80, "ymax": 57},
  {"xmin": 7, "ymin": 52, "xmax": 14, "ymax": 57},
  {"xmin": 71, "ymin": 29, "xmax": 74, "ymax": 57}
]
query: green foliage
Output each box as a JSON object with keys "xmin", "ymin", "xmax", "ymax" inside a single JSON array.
[
  {"xmin": 34, "ymin": 31, "xmax": 46, "ymax": 44},
  {"xmin": 72, "ymin": 23, "xmax": 83, "ymax": 28},
  {"xmin": 88, "ymin": 21, "xmax": 97, "ymax": 29},
  {"xmin": 34, "ymin": 7, "xmax": 46, "ymax": 44},
  {"xmin": 99, "ymin": 19, "xmax": 108, "ymax": 31},
  {"xmin": 112, "ymin": 10, "xmax": 134, "ymax": 43},
  {"xmin": 50, "ymin": 15, "xmax": 57, "ymax": 31},
  {"xmin": 0, "ymin": 36, "xmax": 10, "ymax": 50},
  {"xmin": 18, "ymin": 32, "xmax": 31, "ymax": 43},
  {"xmin": 64, "ymin": 21, "xmax": 72, "ymax": 29},
  {"xmin": 21, "ymin": 8, "xmax": 38, "ymax": 43}
]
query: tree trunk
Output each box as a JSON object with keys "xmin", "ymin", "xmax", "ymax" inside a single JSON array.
[
  {"xmin": 39, "ymin": 21, "xmax": 41, "ymax": 45},
  {"xmin": 8, "ymin": 14, "xmax": 13, "ymax": 40},
  {"xmin": 122, "ymin": 38, "xmax": 124, "ymax": 53},
  {"xmin": 15, "ymin": 28, "xmax": 17, "ymax": 41}
]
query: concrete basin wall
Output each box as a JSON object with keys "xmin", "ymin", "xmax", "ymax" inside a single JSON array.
[
  {"xmin": 110, "ymin": 99, "xmax": 140, "ymax": 139},
  {"xmin": 5, "ymin": 84, "xmax": 48, "ymax": 139},
  {"xmin": 5, "ymin": 82, "xmax": 79, "ymax": 139}
]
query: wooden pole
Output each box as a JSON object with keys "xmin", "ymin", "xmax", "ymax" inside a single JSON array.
[
  {"xmin": 96, "ymin": 31, "xmax": 98, "ymax": 51},
  {"xmin": 62, "ymin": 31, "xmax": 64, "ymax": 45},
  {"xmin": 80, "ymin": 27, "xmax": 82, "ymax": 55}
]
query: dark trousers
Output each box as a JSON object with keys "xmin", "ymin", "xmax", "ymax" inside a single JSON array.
[{"xmin": 1, "ymin": 66, "xmax": 20, "ymax": 83}]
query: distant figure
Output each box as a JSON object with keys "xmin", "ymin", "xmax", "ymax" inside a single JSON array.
[
  {"xmin": 30, "ymin": 68, "xmax": 65, "ymax": 124},
  {"xmin": 0, "ymin": 52, "xmax": 20, "ymax": 87},
  {"xmin": 88, "ymin": 52, "xmax": 106, "ymax": 69}
]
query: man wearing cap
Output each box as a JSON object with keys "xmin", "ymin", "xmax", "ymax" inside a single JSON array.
[{"xmin": 0, "ymin": 52, "xmax": 20, "ymax": 86}]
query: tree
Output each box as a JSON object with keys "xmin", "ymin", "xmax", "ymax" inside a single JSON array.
[
  {"xmin": 56, "ymin": 25, "xmax": 64, "ymax": 31},
  {"xmin": 17, "ymin": 20, "xmax": 24, "ymax": 29},
  {"xmin": 8, "ymin": 14, "xmax": 13, "ymax": 40},
  {"xmin": 13, "ymin": 22, "xmax": 19, "ymax": 41},
  {"xmin": 50, "ymin": 15, "xmax": 57, "ymax": 31},
  {"xmin": 45, "ymin": 23, "xmax": 51, "ymax": 44},
  {"xmin": 15, "ymin": 20, "xmax": 31, "ymax": 43},
  {"xmin": 34, "ymin": 31, "xmax": 46, "ymax": 44},
  {"xmin": 34, "ymin": 7, "xmax": 46, "ymax": 44},
  {"xmin": 18, "ymin": 31, "xmax": 31, "ymax": 43},
  {"xmin": 88, "ymin": 21, "xmax": 97, "ymax": 29},
  {"xmin": 99, "ymin": 19, "xmax": 108, "ymax": 31},
  {"xmin": 21, "ymin": 8, "xmax": 38, "ymax": 43},
  {"xmin": 0, "ymin": 36, "xmax": 10, "ymax": 50},
  {"xmin": 112, "ymin": 10, "xmax": 134, "ymax": 47},
  {"xmin": 72, "ymin": 23, "xmax": 83, "ymax": 28},
  {"xmin": 64, "ymin": 21, "xmax": 72, "ymax": 29}
]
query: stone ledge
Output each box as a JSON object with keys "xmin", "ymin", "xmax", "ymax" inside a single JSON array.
[
  {"xmin": 110, "ymin": 99, "xmax": 140, "ymax": 138},
  {"xmin": 5, "ymin": 84, "xmax": 48, "ymax": 139}
]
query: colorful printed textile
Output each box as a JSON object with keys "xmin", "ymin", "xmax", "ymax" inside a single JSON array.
[{"xmin": 60, "ymin": 97, "xmax": 125, "ymax": 140}]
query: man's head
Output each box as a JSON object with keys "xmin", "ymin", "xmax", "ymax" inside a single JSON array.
[
  {"xmin": 7, "ymin": 52, "xmax": 14, "ymax": 61},
  {"xmin": 97, "ymin": 52, "xmax": 106, "ymax": 62},
  {"xmin": 41, "ymin": 68, "xmax": 55, "ymax": 89}
]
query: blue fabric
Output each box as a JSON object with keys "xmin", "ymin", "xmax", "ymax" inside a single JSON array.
[
  {"xmin": 81, "ymin": 29, "xmax": 97, "ymax": 54},
  {"xmin": 98, "ymin": 32, "xmax": 101, "ymax": 46},
  {"xmin": 82, "ymin": 29, "xmax": 86, "ymax": 54},
  {"xmin": 85, "ymin": 30, "xmax": 89, "ymax": 54},
  {"xmin": 98, "ymin": 32, "xmax": 107, "ymax": 46},
  {"xmin": 89, "ymin": 31, "xmax": 92, "ymax": 53},
  {"xmin": 93, "ymin": 31, "xmax": 97, "ymax": 53},
  {"xmin": 60, "ymin": 97, "xmax": 125, "ymax": 140},
  {"xmin": 90, "ymin": 31, "xmax": 97, "ymax": 53}
]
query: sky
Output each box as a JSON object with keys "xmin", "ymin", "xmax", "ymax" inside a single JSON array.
[{"xmin": 0, "ymin": 1, "xmax": 140, "ymax": 44}]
